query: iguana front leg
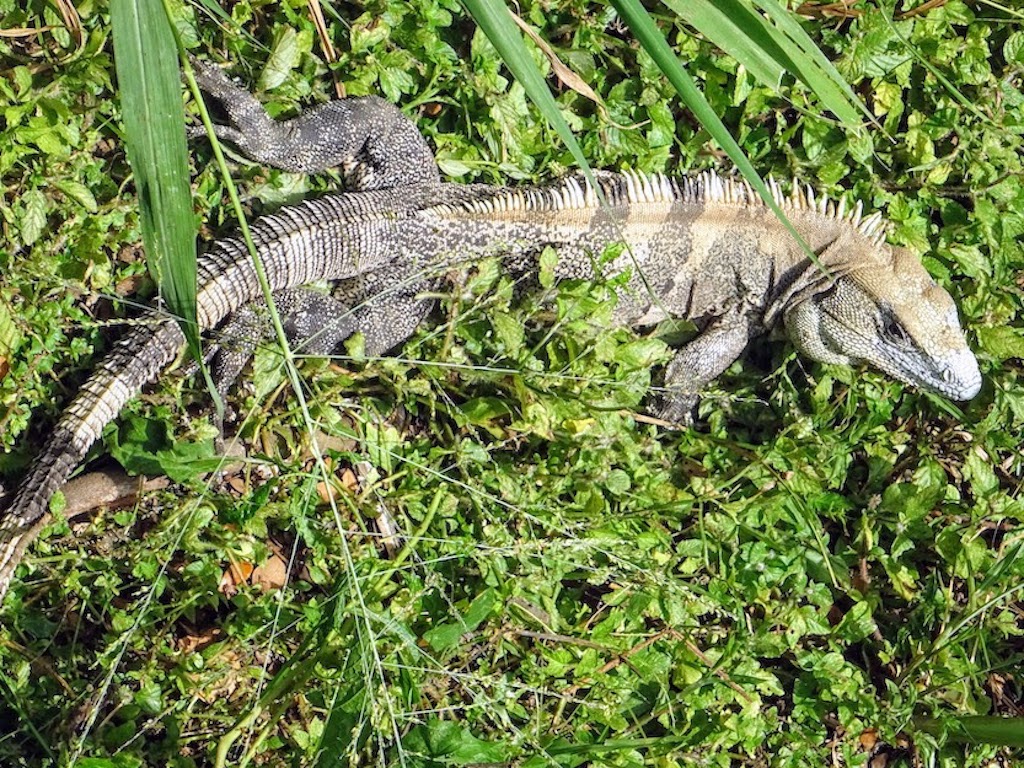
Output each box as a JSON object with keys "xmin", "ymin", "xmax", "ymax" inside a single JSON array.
[
  {"xmin": 191, "ymin": 58, "xmax": 440, "ymax": 189},
  {"xmin": 651, "ymin": 312, "xmax": 754, "ymax": 425}
]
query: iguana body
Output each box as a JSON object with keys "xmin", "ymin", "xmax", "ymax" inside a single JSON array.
[{"xmin": 0, "ymin": 61, "xmax": 981, "ymax": 602}]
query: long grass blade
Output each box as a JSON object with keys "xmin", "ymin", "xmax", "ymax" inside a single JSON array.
[
  {"xmin": 663, "ymin": 0, "xmax": 786, "ymax": 89},
  {"xmin": 665, "ymin": 0, "xmax": 868, "ymax": 126},
  {"xmin": 610, "ymin": 0, "xmax": 821, "ymax": 266},
  {"xmin": 915, "ymin": 716, "xmax": 1024, "ymax": 747},
  {"xmin": 748, "ymin": 0, "xmax": 873, "ymax": 125},
  {"xmin": 110, "ymin": 0, "xmax": 200, "ymax": 360}
]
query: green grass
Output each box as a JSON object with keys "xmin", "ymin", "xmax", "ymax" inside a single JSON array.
[{"xmin": 2, "ymin": 0, "xmax": 1024, "ymax": 766}]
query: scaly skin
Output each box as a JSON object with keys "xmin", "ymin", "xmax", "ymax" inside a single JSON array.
[{"xmin": 0, "ymin": 60, "xmax": 981, "ymax": 604}]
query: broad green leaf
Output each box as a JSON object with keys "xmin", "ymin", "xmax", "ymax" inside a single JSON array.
[
  {"xmin": 111, "ymin": 0, "xmax": 200, "ymax": 360},
  {"xmin": 258, "ymin": 26, "xmax": 302, "ymax": 90},
  {"xmin": 424, "ymin": 589, "xmax": 498, "ymax": 651},
  {"xmin": 54, "ymin": 179, "xmax": 98, "ymax": 212},
  {"xmin": 18, "ymin": 189, "xmax": 46, "ymax": 246},
  {"xmin": 403, "ymin": 720, "xmax": 509, "ymax": 764},
  {"xmin": 978, "ymin": 326, "xmax": 1024, "ymax": 360}
]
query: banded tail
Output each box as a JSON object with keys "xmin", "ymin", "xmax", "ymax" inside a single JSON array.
[{"xmin": 0, "ymin": 320, "xmax": 185, "ymax": 598}]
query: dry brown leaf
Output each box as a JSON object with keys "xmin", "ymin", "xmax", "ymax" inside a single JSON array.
[
  {"xmin": 114, "ymin": 274, "xmax": 147, "ymax": 296},
  {"xmin": 60, "ymin": 471, "xmax": 169, "ymax": 519},
  {"xmin": 219, "ymin": 558, "xmax": 255, "ymax": 596},
  {"xmin": 795, "ymin": 1, "xmax": 862, "ymax": 18},
  {"xmin": 340, "ymin": 466, "xmax": 360, "ymax": 493},
  {"xmin": 251, "ymin": 552, "xmax": 288, "ymax": 592},
  {"xmin": 859, "ymin": 727, "xmax": 879, "ymax": 750},
  {"xmin": 509, "ymin": 11, "xmax": 604, "ymax": 113},
  {"xmin": 316, "ymin": 478, "xmax": 337, "ymax": 503},
  {"xmin": 177, "ymin": 626, "xmax": 223, "ymax": 654}
]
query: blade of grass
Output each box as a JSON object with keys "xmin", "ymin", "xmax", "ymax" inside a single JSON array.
[
  {"xmin": 182, "ymin": 57, "xmax": 408, "ymax": 765},
  {"xmin": 110, "ymin": 0, "xmax": 200, "ymax": 361},
  {"xmin": 663, "ymin": 0, "xmax": 785, "ymax": 88},
  {"xmin": 749, "ymin": 0, "xmax": 875, "ymax": 126},
  {"xmin": 915, "ymin": 716, "xmax": 1024, "ymax": 747},
  {"xmin": 665, "ymin": 0, "xmax": 870, "ymax": 127}
]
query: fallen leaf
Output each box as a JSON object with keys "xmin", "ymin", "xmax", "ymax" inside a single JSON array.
[
  {"xmin": 251, "ymin": 552, "xmax": 288, "ymax": 592},
  {"xmin": 219, "ymin": 558, "xmax": 254, "ymax": 596},
  {"xmin": 177, "ymin": 626, "xmax": 223, "ymax": 654},
  {"xmin": 859, "ymin": 727, "xmax": 878, "ymax": 749}
]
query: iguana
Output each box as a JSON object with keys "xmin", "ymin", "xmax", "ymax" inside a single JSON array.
[{"xmin": 0, "ymin": 59, "xmax": 982, "ymax": 603}]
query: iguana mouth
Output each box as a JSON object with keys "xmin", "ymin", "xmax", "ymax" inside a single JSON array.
[{"xmin": 875, "ymin": 344, "xmax": 982, "ymax": 401}]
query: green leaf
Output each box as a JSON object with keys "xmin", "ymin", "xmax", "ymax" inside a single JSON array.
[
  {"xmin": 403, "ymin": 719, "xmax": 509, "ymax": 764},
  {"xmin": 977, "ymin": 326, "xmax": 1024, "ymax": 361},
  {"xmin": 663, "ymin": 0, "xmax": 871, "ymax": 128},
  {"xmin": 111, "ymin": 0, "xmax": 200, "ymax": 360},
  {"xmin": 748, "ymin": 0, "xmax": 869, "ymax": 124},
  {"xmin": 1004, "ymin": 31, "xmax": 1024, "ymax": 65},
  {"xmin": 0, "ymin": 298, "xmax": 20, "ymax": 360},
  {"xmin": 258, "ymin": 26, "xmax": 301, "ymax": 91},
  {"xmin": 914, "ymin": 716, "xmax": 1024, "ymax": 747},
  {"xmin": 108, "ymin": 414, "xmax": 219, "ymax": 482},
  {"xmin": 460, "ymin": 397, "xmax": 513, "ymax": 428},
  {"xmin": 424, "ymin": 589, "xmax": 498, "ymax": 651},
  {"xmin": 77, "ymin": 757, "xmax": 144, "ymax": 768},
  {"xmin": 834, "ymin": 601, "xmax": 876, "ymax": 643},
  {"xmin": 54, "ymin": 179, "xmax": 98, "ymax": 212},
  {"xmin": 18, "ymin": 189, "xmax": 47, "ymax": 246},
  {"xmin": 491, "ymin": 310, "xmax": 524, "ymax": 355}
]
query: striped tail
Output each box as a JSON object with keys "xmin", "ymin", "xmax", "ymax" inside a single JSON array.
[{"xmin": 0, "ymin": 319, "xmax": 185, "ymax": 600}]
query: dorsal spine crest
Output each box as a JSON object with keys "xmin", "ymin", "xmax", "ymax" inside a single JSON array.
[{"xmin": 437, "ymin": 169, "xmax": 889, "ymax": 245}]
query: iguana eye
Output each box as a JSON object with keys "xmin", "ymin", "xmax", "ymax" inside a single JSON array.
[{"xmin": 882, "ymin": 316, "xmax": 911, "ymax": 346}]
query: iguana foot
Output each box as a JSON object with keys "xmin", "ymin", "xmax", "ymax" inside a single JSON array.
[{"xmin": 647, "ymin": 391, "xmax": 698, "ymax": 429}]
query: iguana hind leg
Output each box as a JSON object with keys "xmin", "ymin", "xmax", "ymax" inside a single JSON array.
[
  {"xmin": 329, "ymin": 271, "xmax": 437, "ymax": 357},
  {"xmin": 210, "ymin": 276, "xmax": 435, "ymax": 416},
  {"xmin": 191, "ymin": 58, "xmax": 440, "ymax": 189},
  {"xmin": 210, "ymin": 288, "xmax": 361, "ymax": 400}
]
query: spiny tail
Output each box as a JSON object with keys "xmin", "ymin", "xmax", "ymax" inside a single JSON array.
[{"xmin": 0, "ymin": 319, "xmax": 185, "ymax": 599}]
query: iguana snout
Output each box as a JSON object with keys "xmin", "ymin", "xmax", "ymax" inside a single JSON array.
[{"xmin": 783, "ymin": 248, "xmax": 981, "ymax": 401}]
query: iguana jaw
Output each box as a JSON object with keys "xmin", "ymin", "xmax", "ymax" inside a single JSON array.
[{"xmin": 842, "ymin": 329, "xmax": 982, "ymax": 400}]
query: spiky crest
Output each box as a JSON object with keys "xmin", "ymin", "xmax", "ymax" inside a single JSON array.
[{"xmin": 431, "ymin": 170, "xmax": 889, "ymax": 246}]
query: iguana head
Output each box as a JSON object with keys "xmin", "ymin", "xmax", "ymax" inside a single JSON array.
[{"xmin": 784, "ymin": 245, "xmax": 981, "ymax": 400}]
